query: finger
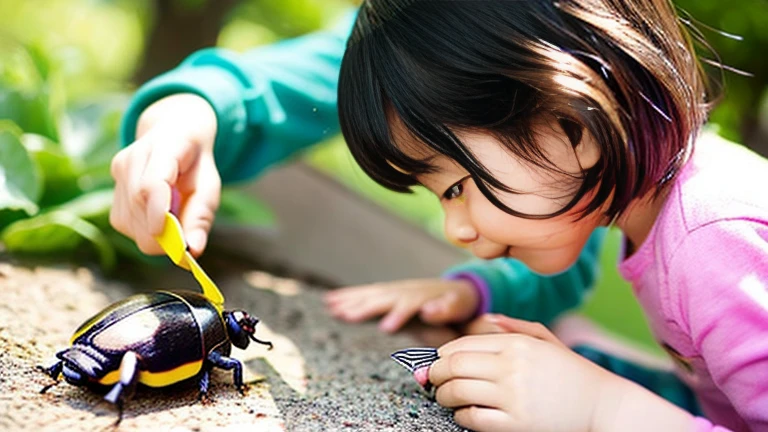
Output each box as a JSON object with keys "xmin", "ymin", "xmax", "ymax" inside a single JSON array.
[
  {"xmin": 129, "ymin": 166, "xmax": 167, "ymax": 255},
  {"xmin": 454, "ymin": 406, "xmax": 511, "ymax": 432},
  {"xmin": 140, "ymin": 141, "xmax": 190, "ymax": 236},
  {"xmin": 337, "ymin": 297, "xmax": 393, "ymax": 322},
  {"xmin": 419, "ymin": 290, "xmax": 470, "ymax": 324},
  {"xmin": 323, "ymin": 285, "xmax": 380, "ymax": 304},
  {"xmin": 326, "ymin": 292, "xmax": 372, "ymax": 313},
  {"xmin": 177, "ymin": 155, "xmax": 220, "ymax": 256},
  {"xmin": 379, "ymin": 300, "xmax": 421, "ymax": 333},
  {"xmin": 111, "ymin": 144, "xmax": 149, "ymax": 239},
  {"xmin": 126, "ymin": 141, "xmax": 155, "ymax": 238},
  {"xmin": 428, "ymin": 352, "xmax": 502, "ymax": 387},
  {"xmin": 437, "ymin": 334, "xmax": 507, "ymax": 359},
  {"xmin": 463, "ymin": 314, "xmax": 509, "ymax": 335},
  {"xmin": 125, "ymin": 139, "xmax": 153, "ymax": 211},
  {"xmin": 109, "ymin": 181, "xmax": 131, "ymax": 237},
  {"xmin": 133, "ymin": 227, "xmax": 165, "ymax": 255},
  {"xmin": 144, "ymin": 179, "xmax": 172, "ymax": 236},
  {"xmin": 435, "ymin": 378, "xmax": 501, "ymax": 409},
  {"xmin": 110, "ymin": 146, "xmax": 128, "ymax": 182},
  {"xmin": 485, "ymin": 315, "xmax": 564, "ymax": 347}
]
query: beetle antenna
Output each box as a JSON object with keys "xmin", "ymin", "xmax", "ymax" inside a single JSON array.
[
  {"xmin": 37, "ymin": 362, "xmax": 63, "ymax": 393},
  {"xmin": 249, "ymin": 334, "xmax": 274, "ymax": 350},
  {"xmin": 39, "ymin": 381, "xmax": 60, "ymax": 394}
]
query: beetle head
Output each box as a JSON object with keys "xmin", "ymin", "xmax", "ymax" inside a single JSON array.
[
  {"xmin": 62, "ymin": 363, "xmax": 88, "ymax": 386},
  {"xmin": 56, "ymin": 347, "xmax": 103, "ymax": 386},
  {"xmin": 224, "ymin": 310, "xmax": 273, "ymax": 350}
]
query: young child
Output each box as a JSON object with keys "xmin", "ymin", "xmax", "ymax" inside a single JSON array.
[
  {"xmin": 325, "ymin": 0, "xmax": 768, "ymax": 431},
  {"xmin": 110, "ymin": 1, "xmax": 766, "ymax": 431}
]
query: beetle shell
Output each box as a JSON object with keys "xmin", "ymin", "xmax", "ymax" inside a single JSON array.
[{"xmin": 63, "ymin": 290, "xmax": 229, "ymax": 388}]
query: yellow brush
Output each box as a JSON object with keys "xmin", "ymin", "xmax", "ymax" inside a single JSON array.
[{"xmin": 154, "ymin": 212, "xmax": 225, "ymax": 309}]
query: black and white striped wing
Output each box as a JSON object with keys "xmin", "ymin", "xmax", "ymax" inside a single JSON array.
[{"xmin": 390, "ymin": 347, "xmax": 439, "ymax": 373}]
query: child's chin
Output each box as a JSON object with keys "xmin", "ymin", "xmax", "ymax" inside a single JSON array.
[{"xmin": 523, "ymin": 255, "xmax": 580, "ymax": 276}]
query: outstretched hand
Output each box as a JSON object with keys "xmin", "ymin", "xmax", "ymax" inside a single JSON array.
[{"xmin": 324, "ymin": 278, "xmax": 480, "ymax": 333}]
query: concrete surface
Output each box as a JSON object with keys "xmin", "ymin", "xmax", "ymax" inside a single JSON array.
[
  {"xmin": 213, "ymin": 162, "xmax": 470, "ymax": 286},
  {"xmin": 0, "ymin": 254, "xmax": 467, "ymax": 432}
]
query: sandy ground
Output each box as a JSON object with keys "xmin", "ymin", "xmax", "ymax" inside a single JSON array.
[{"xmin": 0, "ymin": 254, "xmax": 466, "ymax": 432}]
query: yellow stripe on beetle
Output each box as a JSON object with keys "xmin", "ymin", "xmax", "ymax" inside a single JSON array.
[{"xmin": 97, "ymin": 360, "xmax": 203, "ymax": 387}]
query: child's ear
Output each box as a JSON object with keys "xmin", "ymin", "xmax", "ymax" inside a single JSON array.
[{"xmin": 559, "ymin": 119, "xmax": 600, "ymax": 171}]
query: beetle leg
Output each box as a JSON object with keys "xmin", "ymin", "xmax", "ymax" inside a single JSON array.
[
  {"xmin": 207, "ymin": 351, "xmax": 245, "ymax": 395},
  {"xmin": 37, "ymin": 361, "xmax": 63, "ymax": 393},
  {"xmin": 198, "ymin": 366, "xmax": 212, "ymax": 404},
  {"xmin": 104, "ymin": 351, "xmax": 139, "ymax": 425}
]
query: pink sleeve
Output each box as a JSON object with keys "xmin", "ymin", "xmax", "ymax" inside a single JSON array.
[
  {"xmin": 668, "ymin": 220, "xmax": 768, "ymax": 431},
  {"xmin": 692, "ymin": 417, "xmax": 735, "ymax": 432}
]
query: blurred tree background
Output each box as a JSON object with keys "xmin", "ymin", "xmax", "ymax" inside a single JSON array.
[{"xmin": 0, "ymin": 0, "xmax": 766, "ymax": 348}]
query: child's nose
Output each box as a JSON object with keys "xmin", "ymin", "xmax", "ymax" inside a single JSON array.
[{"xmin": 444, "ymin": 210, "xmax": 478, "ymax": 247}]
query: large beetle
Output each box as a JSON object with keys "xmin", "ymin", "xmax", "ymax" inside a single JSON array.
[{"xmin": 38, "ymin": 289, "xmax": 272, "ymax": 422}]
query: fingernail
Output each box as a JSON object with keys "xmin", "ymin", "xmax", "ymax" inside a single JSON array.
[
  {"xmin": 413, "ymin": 366, "xmax": 430, "ymax": 387},
  {"xmin": 485, "ymin": 313, "xmax": 500, "ymax": 323},
  {"xmin": 379, "ymin": 319, "xmax": 395, "ymax": 333},
  {"xmin": 187, "ymin": 230, "xmax": 206, "ymax": 254},
  {"xmin": 422, "ymin": 302, "xmax": 437, "ymax": 314}
]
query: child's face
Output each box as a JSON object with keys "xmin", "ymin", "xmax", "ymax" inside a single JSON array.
[{"xmin": 398, "ymin": 120, "xmax": 606, "ymax": 275}]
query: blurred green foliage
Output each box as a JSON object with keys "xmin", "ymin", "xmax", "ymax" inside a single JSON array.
[
  {"xmin": 0, "ymin": 0, "xmax": 356, "ymax": 267},
  {"xmin": 675, "ymin": 0, "xmax": 768, "ymax": 146}
]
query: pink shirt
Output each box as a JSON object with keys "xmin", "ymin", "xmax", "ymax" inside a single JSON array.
[{"xmin": 618, "ymin": 133, "xmax": 768, "ymax": 431}]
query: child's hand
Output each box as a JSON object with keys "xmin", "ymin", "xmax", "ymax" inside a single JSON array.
[
  {"xmin": 428, "ymin": 316, "xmax": 614, "ymax": 432},
  {"xmin": 463, "ymin": 313, "xmax": 520, "ymax": 335},
  {"xmin": 323, "ymin": 278, "xmax": 479, "ymax": 333},
  {"xmin": 110, "ymin": 93, "xmax": 220, "ymax": 257}
]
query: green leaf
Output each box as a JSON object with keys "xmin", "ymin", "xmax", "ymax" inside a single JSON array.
[
  {"xmin": 22, "ymin": 133, "xmax": 83, "ymax": 207},
  {"xmin": 0, "ymin": 37, "xmax": 45, "ymax": 91},
  {"xmin": 61, "ymin": 96, "xmax": 124, "ymax": 190},
  {"xmin": 62, "ymin": 95, "xmax": 124, "ymax": 163},
  {"xmin": 217, "ymin": 188, "xmax": 276, "ymax": 228},
  {"xmin": 51, "ymin": 188, "xmax": 114, "ymax": 226},
  {"xmin": 0, "ymin": 37, "xmax": 61, "ymax": 141},
  {"xmin": 104, "ymin": 227, "xmax": 168, "ymax": 267},
  {"xmin": 1, "ymin": 210, "xmax": 116, "ymax": 270},
  {"xmin": 0, "ymin": 123, "xmax": 42, "ymax": 216},
  {"xmin": 0, "ymin": 209, "xmax": 27, "ymax": 230},
  {"xmin": 0, "ymin": 84, "xmax": 59, "ymax": 142}
]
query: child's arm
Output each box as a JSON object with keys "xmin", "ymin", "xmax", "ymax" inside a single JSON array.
[
  {"xmin": 119, "ymin": 8, "xmax": 358, "ymax": 184},
  {"xmin": 443, "ymin": 227, "xmax": 607, "ymax": 326},
  {"xmin": 326, "ymin": 228, "xmax": 606, "ymax": 332},
  {"xmin": 667, "ymin": 219, "xmax": 768, "ymax": 431},
  {"xmin": 111, "ymin": 9, "xmax": 357, "ymax": 255}
]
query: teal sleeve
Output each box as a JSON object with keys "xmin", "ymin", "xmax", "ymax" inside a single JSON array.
[
  {"xmin": 119, "ymin": 9, "xmax": 358, "ymax": 184},
  {"xmin": 443, "ymin": 227, "xmax": 607, "ymax": 326}
]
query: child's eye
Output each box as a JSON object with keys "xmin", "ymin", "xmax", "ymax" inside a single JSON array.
[{"xmin": 443, "ymin": 180, "xmax": 465, "ymax": 200}]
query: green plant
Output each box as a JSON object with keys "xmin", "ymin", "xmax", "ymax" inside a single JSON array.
[{"xmin": 0, "ymin": 40, "xmax": 274, "ymax": 270}]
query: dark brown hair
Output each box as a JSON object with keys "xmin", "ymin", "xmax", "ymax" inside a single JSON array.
[{"xmin": 338, "ymin": 0, "xmax": 714, "ymax": 219}]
